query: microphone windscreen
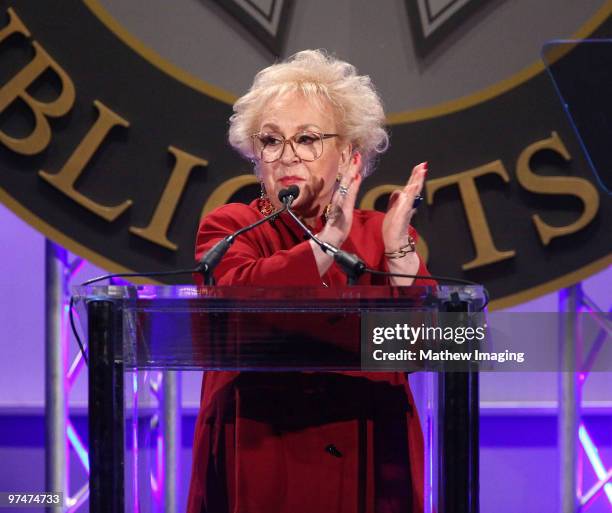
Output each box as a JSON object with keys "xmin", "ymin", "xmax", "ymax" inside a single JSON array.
[{"xmin": 278, "ymin": 185, "xmax": 300, "ymax": 202}]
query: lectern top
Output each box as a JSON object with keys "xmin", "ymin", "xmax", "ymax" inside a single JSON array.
[{"xmin": 73, "ymin": 284, "xmax": 483, "ymax": 304}]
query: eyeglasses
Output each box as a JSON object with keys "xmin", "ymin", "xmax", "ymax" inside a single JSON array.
[{"xmin": 251, "ymin": 131, "xmax": 339, "ymax": 163}]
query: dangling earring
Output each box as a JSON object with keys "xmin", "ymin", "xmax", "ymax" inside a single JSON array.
[{"xmin": 257, "ymin": 182, "xmax": 274, "ymax": 216}]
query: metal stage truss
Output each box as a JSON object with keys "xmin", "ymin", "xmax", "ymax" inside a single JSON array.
[
  {"xmin": 559, "ymin": 283, "xmax": 612, "ymax": 513},
  {"xmin": 44, "ymin": 241, "xmax": 180, "ymax": 513}
]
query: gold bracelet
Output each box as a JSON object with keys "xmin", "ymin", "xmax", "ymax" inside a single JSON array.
[{"xmin": 384, "ymin": 237, "xmax": 416, "ymax": 259}]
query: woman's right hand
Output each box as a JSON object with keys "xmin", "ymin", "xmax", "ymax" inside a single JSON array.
[{"xmin": 318, "ymin": 152, "xmax": 363, "ymax": 248}]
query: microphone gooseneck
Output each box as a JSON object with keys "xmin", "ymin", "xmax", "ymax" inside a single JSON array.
[
  {"xmin": 197, "ymin": 190, "xmax": 298, "ymax": 284},
  {"xmin": 279, "ymin": 187, "xmax": 366, "ymax": 285},
  {"xmin": 275, "ymin": 187, "xmax": 486, "ymax": 303}
]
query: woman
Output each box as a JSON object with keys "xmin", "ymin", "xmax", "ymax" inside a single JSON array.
[{"xmin": 188, "ymin": 50, "xmax": 435, "ymax": 513}]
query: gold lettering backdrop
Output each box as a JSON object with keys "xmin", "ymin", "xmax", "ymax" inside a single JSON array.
[{"xmin": 0, "ymin": 2, "xmax": 610, "ymax": 309}]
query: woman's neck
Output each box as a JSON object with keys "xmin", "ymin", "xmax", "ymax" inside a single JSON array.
[{"xmin": 295, "ymin": 204, "xmax": 325, "ymax": 228}]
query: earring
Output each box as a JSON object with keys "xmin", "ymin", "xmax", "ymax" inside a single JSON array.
[{"xmin": 257, "ymin": 182, "xmax": 274, "ymax": 216}]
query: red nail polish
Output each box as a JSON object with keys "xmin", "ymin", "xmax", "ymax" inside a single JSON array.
[{"xmin": 423, "ymin": 162, "xmax": 428, "ymax": 172}]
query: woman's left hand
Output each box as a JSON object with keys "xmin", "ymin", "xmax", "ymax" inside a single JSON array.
[{"xmin": 382, "ymin": 162, "xmax": 427, "ymax": 253}]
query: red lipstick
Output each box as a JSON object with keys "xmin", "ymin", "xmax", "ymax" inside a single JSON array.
[{"xmin": 278, "ymin": 176, "xmax": 304, "ymax": 186}]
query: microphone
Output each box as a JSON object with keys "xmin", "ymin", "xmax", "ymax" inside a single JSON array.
[
  {"xmin": 279, "ymin": 187, "xmax": 366, "ymax": 285},
  {"xmin": 278, "ymin": 184, "xmax": 300, "ymax": 204},
  {"xmin": 196, "ymin": 190, "xmax": 298, "ymax": 284}
]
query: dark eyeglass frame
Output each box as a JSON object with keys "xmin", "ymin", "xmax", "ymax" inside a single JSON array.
[{"xmin": 250, "ymin": 131, "xmax": 340, "ymax": 163}]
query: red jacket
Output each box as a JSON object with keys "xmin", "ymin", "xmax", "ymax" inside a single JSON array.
[{"xmin": 187, "ymin": 200, "xmax": 434, "ymax": 513}]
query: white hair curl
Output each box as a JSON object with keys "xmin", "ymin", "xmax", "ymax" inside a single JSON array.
[{"xmin": 228, "ymin": 49, "xmax": 389, "ymax": 177}]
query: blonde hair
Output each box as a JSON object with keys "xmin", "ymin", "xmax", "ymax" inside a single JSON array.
[{"xmin": 228, "ymin": 49, "xmax": 389, "ymax": 177}]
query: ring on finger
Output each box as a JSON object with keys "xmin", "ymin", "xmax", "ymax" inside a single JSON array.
[{"xmin": 338, "ymin": 184, "xmax": 349, "ymax": 196}]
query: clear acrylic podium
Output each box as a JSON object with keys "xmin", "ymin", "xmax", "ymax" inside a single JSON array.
[{"xmin": 73, "ymin": 284, "xmax": 486, "ymax": 513}]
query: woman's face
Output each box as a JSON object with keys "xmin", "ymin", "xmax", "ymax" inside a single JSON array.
[{"xmin": 255, "ymin": 92, "xmax": 351, "ymax": 218}]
